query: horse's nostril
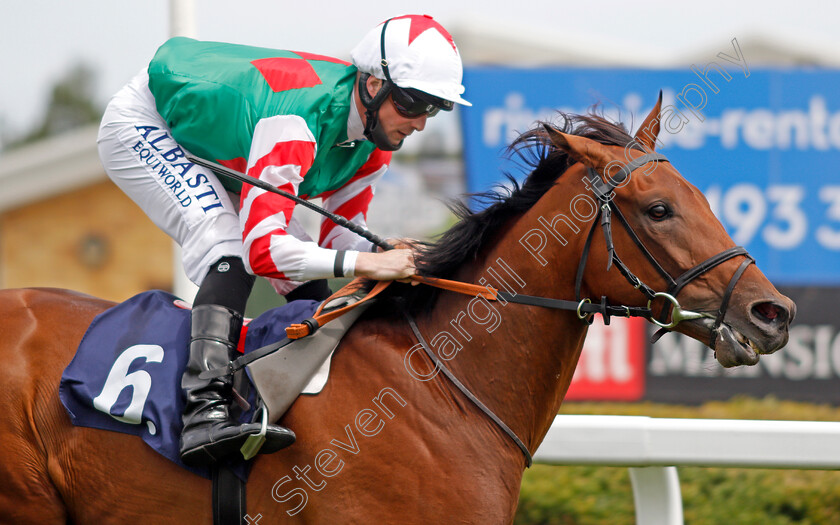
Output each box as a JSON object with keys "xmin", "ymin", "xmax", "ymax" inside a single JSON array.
[{"xmin": 752, "ymin": 302, "xmax": 787, "ymax": 324}]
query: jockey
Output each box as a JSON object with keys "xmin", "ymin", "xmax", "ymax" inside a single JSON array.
[{"xmin": 96, "ymin": 14, "xmax": 470, "ymax": 467}]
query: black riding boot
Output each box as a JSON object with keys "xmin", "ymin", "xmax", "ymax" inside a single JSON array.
[{"xmin": 179, "ymin": 304, "xmax": 296, "ymax": 466}]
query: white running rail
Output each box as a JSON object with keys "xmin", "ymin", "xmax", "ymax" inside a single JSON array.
[{"xmin": 535, "ymin": 415, "xmax": 840, "ymax": 525}]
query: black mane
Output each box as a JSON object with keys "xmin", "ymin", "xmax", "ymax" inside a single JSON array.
[{"xmin": 380, "ymin": 111, "xmax": 643, "ymax": 311}]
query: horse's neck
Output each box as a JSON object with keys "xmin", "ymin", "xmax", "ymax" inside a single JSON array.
[{"xmin": 418, "ymin": 177, "xmax": 591, "ymax": 459}]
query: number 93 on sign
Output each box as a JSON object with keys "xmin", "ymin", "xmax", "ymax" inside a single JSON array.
[{"xmin": 705, "ymin": 183, "xmax": 840, "ymax": 252}]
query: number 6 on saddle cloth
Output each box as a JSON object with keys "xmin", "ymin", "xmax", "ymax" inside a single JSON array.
[{"xmin": 59, "ymin": 288, "xmax": 370, "ymax": 475}]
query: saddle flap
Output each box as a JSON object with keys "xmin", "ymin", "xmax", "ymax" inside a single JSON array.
[{"xmin": 246, "ymin": 301, "xmax": 372, "ymax": 422}]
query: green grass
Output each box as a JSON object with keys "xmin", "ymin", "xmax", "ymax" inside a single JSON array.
[{"xmin": 515, "ymin": 397, "xmax": 840, "ymax": 525}]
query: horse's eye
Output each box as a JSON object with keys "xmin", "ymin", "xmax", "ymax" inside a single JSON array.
[{"xmin": 647, "ymin": 203, "xmax": 671, "ymax": 221}]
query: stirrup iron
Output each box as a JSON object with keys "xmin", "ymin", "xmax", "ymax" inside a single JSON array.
[{"xmin": 240, "ymin": 407, "xmax": 268, "ymax": 460}]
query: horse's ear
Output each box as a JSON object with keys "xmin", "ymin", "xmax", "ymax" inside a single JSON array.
[
  {"xmin": 633, "ymin": 90, "xmax": 663, "ymax": 151},
  {"xmin": 543, "ymin": 124, "xmax": 569, "ymax": 149},
  {"xmin": 543, "ymin": 124, "xmax": 614, "ymax": 169}
]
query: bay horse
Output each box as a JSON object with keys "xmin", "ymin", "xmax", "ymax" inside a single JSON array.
[{"xmin": 0, "ymin": 97, "xmax": 793, "ymax": 524}]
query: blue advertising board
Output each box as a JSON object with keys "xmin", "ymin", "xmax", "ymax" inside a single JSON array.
[{"xmin": 460, "ymin": 67, "xmax": 840, "ymax": 285}]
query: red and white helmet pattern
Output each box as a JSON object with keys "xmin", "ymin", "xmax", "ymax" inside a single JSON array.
[{"xmin": 351, "ymin": 14, "xmax": 471, "ymax": 107}]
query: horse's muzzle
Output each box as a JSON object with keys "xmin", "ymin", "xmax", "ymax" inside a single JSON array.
[{"xmin": 713, "ymin": 295, "xmax": 795, "ymax": 368}]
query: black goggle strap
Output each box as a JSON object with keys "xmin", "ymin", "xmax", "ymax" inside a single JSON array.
[
  {"xmin": 359, "ymin": 73, "xmax": 391, "ymax": 110},
  {"xmin": 358, "ymin": 17, "xmax": 396, "ymax": 139},
  {"xmin": 379, "ymin": 18, "xmax": 394, "ymax": 84},
  {"xmin": 378, "ymin": 17, "xmax": 447, "ymax": 117}
]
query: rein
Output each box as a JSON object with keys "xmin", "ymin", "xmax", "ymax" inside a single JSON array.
[{"xmin": 415, "ymin": 153, "xmax": 754, "ymax": 334}]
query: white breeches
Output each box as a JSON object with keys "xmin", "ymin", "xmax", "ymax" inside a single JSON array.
[{"xmin": 97, "ymin": 70, "xmax": 243, "ymax": 285}]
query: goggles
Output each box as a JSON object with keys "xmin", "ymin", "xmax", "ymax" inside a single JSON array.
[
  {"xmin": 377, "ymin": 18, "xmax": 454, "ymax": 120},
  {"xmin": 390, "ymin": 87, "xmax": 453, "ymax": 119}
]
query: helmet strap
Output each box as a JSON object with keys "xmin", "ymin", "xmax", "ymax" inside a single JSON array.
[{"xmin": 357, "ymin": 74, "xmax": 402, "ymax": 151}]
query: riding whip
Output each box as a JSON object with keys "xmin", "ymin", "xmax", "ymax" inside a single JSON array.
[{"xmin": 185, "ymin": 153, "xmax": 394, "ymax": 251}]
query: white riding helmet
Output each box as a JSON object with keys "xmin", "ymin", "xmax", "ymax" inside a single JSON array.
[{"xmin": 351, "ymin": 14, "xmax": 471, "ymax": 107}]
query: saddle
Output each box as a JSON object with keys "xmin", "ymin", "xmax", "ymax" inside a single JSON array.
[
  {"xmin": 244, "ymin": 275, "xmax": 492, "ymax": 421},
  {"xmin": 242, "ymin": 278, "xmax": 391, "ymax": 423}
]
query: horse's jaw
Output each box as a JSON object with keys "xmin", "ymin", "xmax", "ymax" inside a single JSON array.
[{"xmin": 712, "ymin": 323, "xmax": 762, "ymax": 367}]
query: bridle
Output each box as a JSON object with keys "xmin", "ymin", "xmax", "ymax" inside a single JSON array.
[
  {"xmin": 571, "ymin": 151, "xmax": 755, "ymax": 345},
  {"xmin": 403, "ymin": 150, "xmax": 755, "ymax": 469},
  {"xmin": 470, "ymin": 151, "xmax": 755, "ymax": 345}
]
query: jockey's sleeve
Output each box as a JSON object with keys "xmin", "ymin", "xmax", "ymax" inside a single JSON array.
[
  {"xmin": 239, "ymin": 115, "xmax": 353, "ymax": 281},
  {"xmin": 318, "ymin": 148, "xmax": 391, "ymax": 253}
]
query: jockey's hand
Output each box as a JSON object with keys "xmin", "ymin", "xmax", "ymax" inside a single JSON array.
[{"xmin": 354, "ymin": 249, "xmax": 417, "ymax": 282}]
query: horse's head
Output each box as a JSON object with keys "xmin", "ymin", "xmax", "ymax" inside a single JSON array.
[{"xmin": 543, "ymin": 93, "xmax": 795, "ymax": 368}]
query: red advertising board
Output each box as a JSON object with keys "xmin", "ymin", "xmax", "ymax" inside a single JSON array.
[{"xmin": 566, "ymin": 316, "xmax": 646, "ymax": 401}]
